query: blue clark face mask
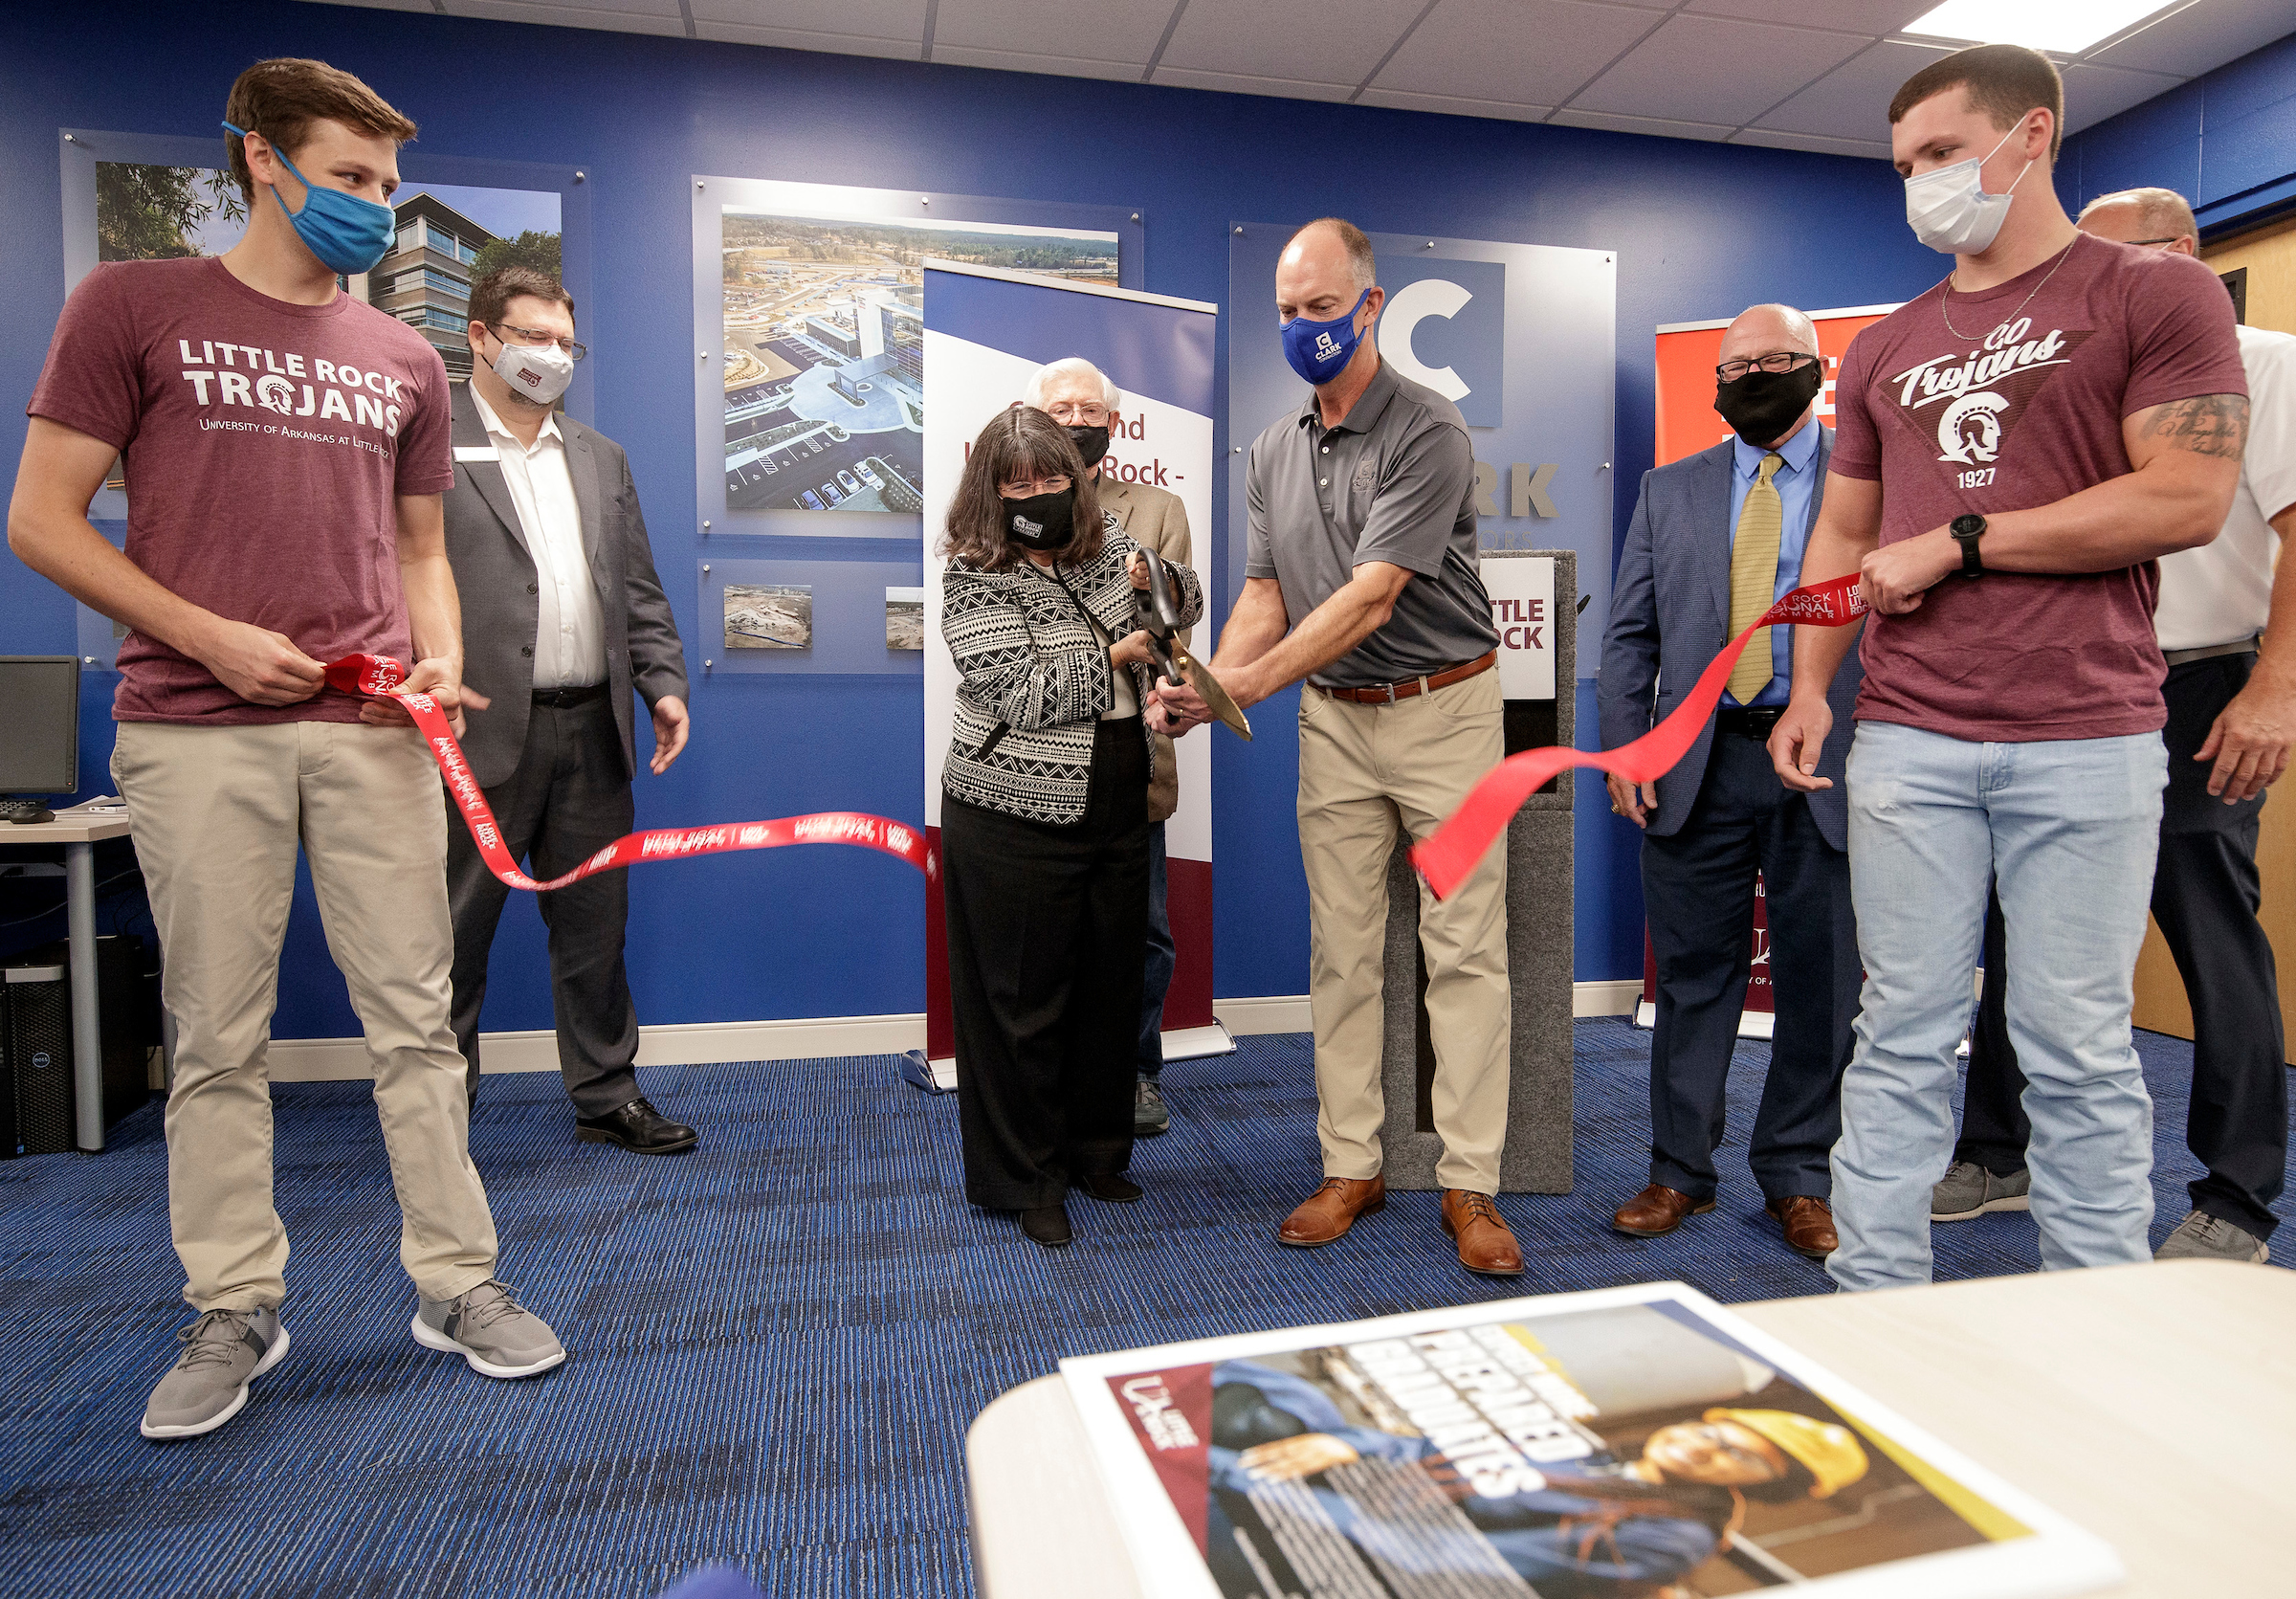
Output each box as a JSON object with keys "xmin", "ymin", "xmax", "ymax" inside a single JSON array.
[
  {"xmin": 1281, "ymin": 288, "xmax": 1372, "ymax": 386},
  {"xmin": 223, "ymin": 121, "xmax": 398, "ymax": 276}
]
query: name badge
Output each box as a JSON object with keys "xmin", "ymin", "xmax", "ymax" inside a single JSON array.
[{"xmin": 453, "ymin": 446, "xmax": 499, "ymax": 463}]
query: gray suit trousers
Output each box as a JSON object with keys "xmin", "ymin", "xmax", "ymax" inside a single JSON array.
[{"xmin": 448, "ymin": 696, "xmax": 640, "ymax": 1116}]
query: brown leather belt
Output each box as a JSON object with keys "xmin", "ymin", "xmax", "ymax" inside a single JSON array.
[{"xmin": 1320, "ymin": 650, "xmax": 1497, "ymax": 704}]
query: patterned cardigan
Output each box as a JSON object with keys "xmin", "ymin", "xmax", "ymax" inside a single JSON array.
[{"xmin": 941, "ymin": 517, "xmax": 1205, "ymax": 826}]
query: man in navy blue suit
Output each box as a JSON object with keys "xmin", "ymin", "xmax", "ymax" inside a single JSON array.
[{"xmin": 1598, "ymin": 303, "xmax": 1864, "ymax": 1260}]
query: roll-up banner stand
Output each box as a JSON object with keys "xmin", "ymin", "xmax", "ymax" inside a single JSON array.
[
  {"xmin": 1638, "ymin": 303, "xmax": 1899, "ymax": 1036},
  {"xmin": 920, "ymin": 261, "xmax": 1223, "ymax": 1086}
]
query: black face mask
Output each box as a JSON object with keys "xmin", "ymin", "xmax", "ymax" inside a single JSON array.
[
  {"xmin": 1066, "ymin": 424, "xmax": 1111, "ymax": 469},
  {"xmin": 1714, "ymin": 361, "xmax": 1823, "ymax": 446},
  {"xmin": 1002, "ymin": 484, "xmax": 1076, "ymax": 551}
]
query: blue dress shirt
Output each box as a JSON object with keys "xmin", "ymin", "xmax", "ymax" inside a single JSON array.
[{"xmin": 1724, "ymin": 417, "xmax": 1821, "ymax": 708}]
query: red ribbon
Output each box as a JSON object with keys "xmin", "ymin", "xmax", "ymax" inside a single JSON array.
[
  {"xmin": 324, "ymin": 655, "xmax": 937, "ymax": 892},
  {"xmin": 1410, "ymin": 573, "xmax": 1868, "ymax": 900}
]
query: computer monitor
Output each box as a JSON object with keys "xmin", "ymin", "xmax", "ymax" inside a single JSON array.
[{"xmin": 0, "ymin": 655, "xmax": 80, "ymax": 797}]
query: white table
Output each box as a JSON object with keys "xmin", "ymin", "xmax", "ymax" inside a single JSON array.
[
  {"xmin": 1, "ymin": 804, "xmax": 133, "ymax": 1151},
  {"xmin": 966, "ymin": 1260, "xmax": 2294, "ymax": 1598}
]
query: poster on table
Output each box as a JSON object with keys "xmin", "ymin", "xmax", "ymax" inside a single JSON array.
[
  {"xmin": 919, "ymin": 261, "xmax": 1220, "ymax": 1070},
  {"xmin": 1063, "ymin": 1279, "xmax": 2121, "ymax": 1599},
  {"xmin": 1638, "ymin": 305, "xmax": 1900, "ymax": 1034}
]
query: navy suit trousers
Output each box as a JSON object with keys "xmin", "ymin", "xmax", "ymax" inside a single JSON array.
[{"xmin": 1640, "ymin": 727, "xmax": 1860, "ymax": 1203}]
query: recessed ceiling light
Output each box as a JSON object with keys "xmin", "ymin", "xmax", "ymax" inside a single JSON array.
[{"xmin": 1902, "ymin": 0, "xmax": 2181, "ymax": 55}]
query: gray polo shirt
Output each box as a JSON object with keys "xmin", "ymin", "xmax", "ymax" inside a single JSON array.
[{"xmin": 1245, "ymin": 360, "xmax": 1499, "ymax": 689}]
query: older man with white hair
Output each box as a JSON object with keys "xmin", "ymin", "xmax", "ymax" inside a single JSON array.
[
  {"xmin": 1600, "ymin": 303, "xmax": 1862, "ymax": 1263},
  {"xmin": 1025, "ymin": 357, "xmax": 1195, "ymax": 1136}
]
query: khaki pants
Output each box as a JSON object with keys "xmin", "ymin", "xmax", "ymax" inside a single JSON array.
[
  {"xmin": 113, "ymin": 720, "xmax": 498, "ymax": 1312},
  {"xmin": 1296, "ymin": 667, "xmax": 1511, "ymax": 1192}
]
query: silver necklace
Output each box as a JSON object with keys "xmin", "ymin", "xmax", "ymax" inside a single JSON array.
[{"xmin": 1938, "ymin": 233, "xmax": 2080, "ymax": 342}]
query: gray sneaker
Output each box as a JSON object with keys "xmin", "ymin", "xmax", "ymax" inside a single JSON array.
[
  {"xmin": 1930, "ymin": 1162, "xmax": 2031, "ymax": 1222},
  {"xmin": 412, "ymin": 1280, "xmax": 565, "ymax": 1378},
  {"xmin": 1135, "ymin": 1077, "xmax": 1170, "ymax": 1136},
  {"xmin": 141, "ymin": 1307, "xmax": 290, "ymax": 1440},
  {"xmin": 2154, "ymin": 1210, "xmax": 2270, "ymax": 1264}
]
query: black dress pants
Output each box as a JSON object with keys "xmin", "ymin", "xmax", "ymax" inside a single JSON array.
[
  {"xmin": 1958, "ymin": 654, "xmax": 2288, "ymax": 1239},
  {"xmin": 448, "ymin": 694, "xmax": 642, "ymax": 1118},
  {"xmin": 943, "ymin": 719, "xmax": 1151, "ymax": 1210},
  {"xmin": 1639, "ymin": 726, "xmax": 1861, "ymax": 1204}
]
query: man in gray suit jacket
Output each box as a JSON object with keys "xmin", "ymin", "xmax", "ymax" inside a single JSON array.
[
  {"xmin": 1598, "ymin": 304, "xmax": 1863, "ymax": 1260},
  {"xmin": 444, "ymin": 267, "xmax": 695, "ymax": 1153}
]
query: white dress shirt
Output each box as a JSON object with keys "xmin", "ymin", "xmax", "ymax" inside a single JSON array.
[
  {"xmin": 472, "ymin": 388, "xmax": 607, "ymax": 688},
  {"xmin": 2153, "ymin": 325, "xmax": 2296, "ymax": 653}
]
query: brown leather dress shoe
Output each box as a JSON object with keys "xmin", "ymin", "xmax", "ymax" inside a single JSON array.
[
  {"xmin": 1767, "ymin": 1195, "xmax": 1838, "ymax": 1259},
  {"xmin": 1612, "ymin": 1184, "xmax": 1715, "ymax": 1238},
  {"xmin": 1441, "ymin": 1189, "xmax": 1525, "ymax": 1277},
  {"xmin": 1277, "ymin": 1176, "xmax": 1385, "ymax": 1247}
]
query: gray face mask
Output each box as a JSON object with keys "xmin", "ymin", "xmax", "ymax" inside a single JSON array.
[
  {"xmin": 1904, "ymin": 126, "xmax": 2032, "ymax": 255},
  {"xmin": 491, "ymin": 335, "xmax": 574, "ymax": 406}
]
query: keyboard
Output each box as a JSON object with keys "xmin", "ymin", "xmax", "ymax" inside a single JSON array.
[{"xmin": 1, "ymin": 798, "xmax": 56, "ymax": 825}]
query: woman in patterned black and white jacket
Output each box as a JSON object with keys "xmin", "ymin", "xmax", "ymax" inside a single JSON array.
[{"xmin": 939, "ymin": 406, "xmax": 1203, "ymax": 1249}]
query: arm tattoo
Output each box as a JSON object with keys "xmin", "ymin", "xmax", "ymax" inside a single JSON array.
[{"xmin": 2142, "ymin": 393, "xmax": 2250, "ymax": 458}]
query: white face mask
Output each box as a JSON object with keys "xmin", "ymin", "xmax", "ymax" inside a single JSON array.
[
  {"xmin": 1904, "ymin": 125, "xmax": 2033, "ymax": 256},
  {"xmin": 490, "ymin": 334, "xmax": 575, "ymax": 407}
]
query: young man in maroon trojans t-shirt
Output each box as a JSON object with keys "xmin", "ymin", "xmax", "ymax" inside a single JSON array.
[
  {"xmin": 7, "ymin": 58, "xmax": 564, "ymax": 1441},
  {"xmin": 1765, "ymin": 45, "xmax": 2249, "ymax": 1292}
]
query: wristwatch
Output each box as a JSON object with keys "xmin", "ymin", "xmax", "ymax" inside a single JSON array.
[{"xmin": 1950, "ymin": 514, "xmax": 1987, "ymax": 579}]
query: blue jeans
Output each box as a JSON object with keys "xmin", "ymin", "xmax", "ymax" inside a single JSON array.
[
  {"xmin": 1830, "ymin": 721, "xmax": 2165, "ymax": 1291},
  {"xmin": 1138, "ymin": 822, "xmax": 1175, "ymax": 1077}
]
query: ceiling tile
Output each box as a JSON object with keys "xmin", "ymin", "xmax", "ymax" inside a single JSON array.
[
  {"xmin": 1684, "ymin": 0, "xmax": 1927, "ymax": 29},
  {"xmin": 1370, "ymin": 0, "xmax": 1665, "ymax": 109},
  {"xmin": 1150, "ymin": 66, "xmax": 1358, "ymax": 102},
  {"xmin": 1571, "ymin": 14, "xmax": 1867, "ymax": 126},
  {"xmin": 695, "ymin": 21, "xmax": 922, "ymax": 56},
  {"xmin": 1356, "ymin": 87, "xmax": 1556, "ymax": 122},
  {"xmin": 931, "ymin": 0, "xmax": 1170, "ymax": 64},
  {"xmin": 445, "ymin": 1, "xmax": 687, "ymax": 35},
  {"xmin": 1728, "ymin": 125, "xmax": 1892, "ymax": 159},
  {"xmin": 2087, "ymin": 0, "xmax": 2293, "ymax": 79},
  {"xmin": 1159, "ymin": 0, "xmax": 1417, "ymax": 87},
  {"xmin": 1751, "ymin": 37, "xmax": 1952, "ymax": 141},
  {"xmin": 691, "ymin": 0, "xmax": 927, "ymax": 40},
  {"xmin": 1548, "ymin": 107, "xmax": 1735, "ymax": 143},
  {"xmin": 2059, "ymin": 60, "xmax": 2187, "ymax": 131},
  {"xmin": 930, "ymin": 45, "xmax": 1149, "ymax": 80},
  {"xmin": 315, "ymin": 0, "xmax": 440, "ymax": 13}
]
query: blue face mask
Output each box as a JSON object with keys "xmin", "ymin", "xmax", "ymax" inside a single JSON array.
[
  {"xmin": 223, "ymin": 121, "xmax": 397, "ymax": 276},
  {"xmin": 1281, "ymin": 288, "xmax": 1372, "ymax": 386}
]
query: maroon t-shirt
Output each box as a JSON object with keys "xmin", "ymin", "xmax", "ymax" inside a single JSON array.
[
  {"xmin": 28, "ymin": 256, "xmax": 454, "ymax": 724},
  {"xmin": 1832, "ymin": 233, "xmax": 2247, "ymax": 741}
]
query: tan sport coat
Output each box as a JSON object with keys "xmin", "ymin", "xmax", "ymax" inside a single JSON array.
[{"xmin": 1099, "ymin": 474, "xmax": 1192, "ymax": 822}]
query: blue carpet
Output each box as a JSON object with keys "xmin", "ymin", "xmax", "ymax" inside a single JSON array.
[{"xmin": 0, "ymin": 1020, "xmax": 2285, "ymax": 1597}]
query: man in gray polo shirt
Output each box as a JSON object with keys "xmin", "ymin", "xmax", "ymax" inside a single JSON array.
[{"xmin": 1151, "ymin": 217, "xmax": 1518, "ymax": 1277}]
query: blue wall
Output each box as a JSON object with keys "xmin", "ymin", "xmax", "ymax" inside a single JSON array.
[
  {"xmin": 2060, "ymin": 29, "xmax": 2296, "ymax": 229},
  {"xmin": 2, "ymin": 0, "xmax": 1959, "ymax": 1034}
]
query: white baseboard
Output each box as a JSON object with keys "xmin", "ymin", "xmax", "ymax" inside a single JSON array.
[{"xmin": 265, "ymin": 983, "xmax": 1650, "ymax": 1082}]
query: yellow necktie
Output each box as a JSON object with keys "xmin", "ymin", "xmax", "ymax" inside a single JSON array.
[{"xmin": 1727, "ymin": 453, "xmax": 1784, "ymax": 703}]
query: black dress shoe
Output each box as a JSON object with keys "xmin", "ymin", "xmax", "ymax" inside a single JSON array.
[
  {"xmin": 1077, "ymin": 1172, "xmax": 1143, "ymax": 1204},
  {"xmin": 575, "ymin": 1098, "xmax": 698, "ymax": 1154},
  {"xmin": 1021, "ymin": 1204, "xmax": 1072, "ymax": 1247}
]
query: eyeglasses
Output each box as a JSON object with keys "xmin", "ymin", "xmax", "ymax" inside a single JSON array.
[
  {"xmin": 1043, "ymin": 402, "xmax": 1109, "ymax": 425},
  {"xmin": 1715, "ymin": 351, "xmax": 1819, "ymax": 382},
  {"xmin": 999, "ymin": 476, "xmax": 1071, "ymax": 498},
  {"xmin": 491, "ymin": 321, "xmax": 586, "ymax": 361}
]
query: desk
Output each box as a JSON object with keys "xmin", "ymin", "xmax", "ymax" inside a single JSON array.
[
  {"xmin": 965, "ymin": 1260, "xmax": 2293, "ymax": 1598},
  {"xmin": 2, "ymin": 805, "xmax": 133, "ymax": 1152}
]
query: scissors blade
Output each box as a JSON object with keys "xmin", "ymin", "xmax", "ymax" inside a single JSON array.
[{"xmin": 1174, "ymin": 643, "xmax": 1252, "ymax": 741}]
